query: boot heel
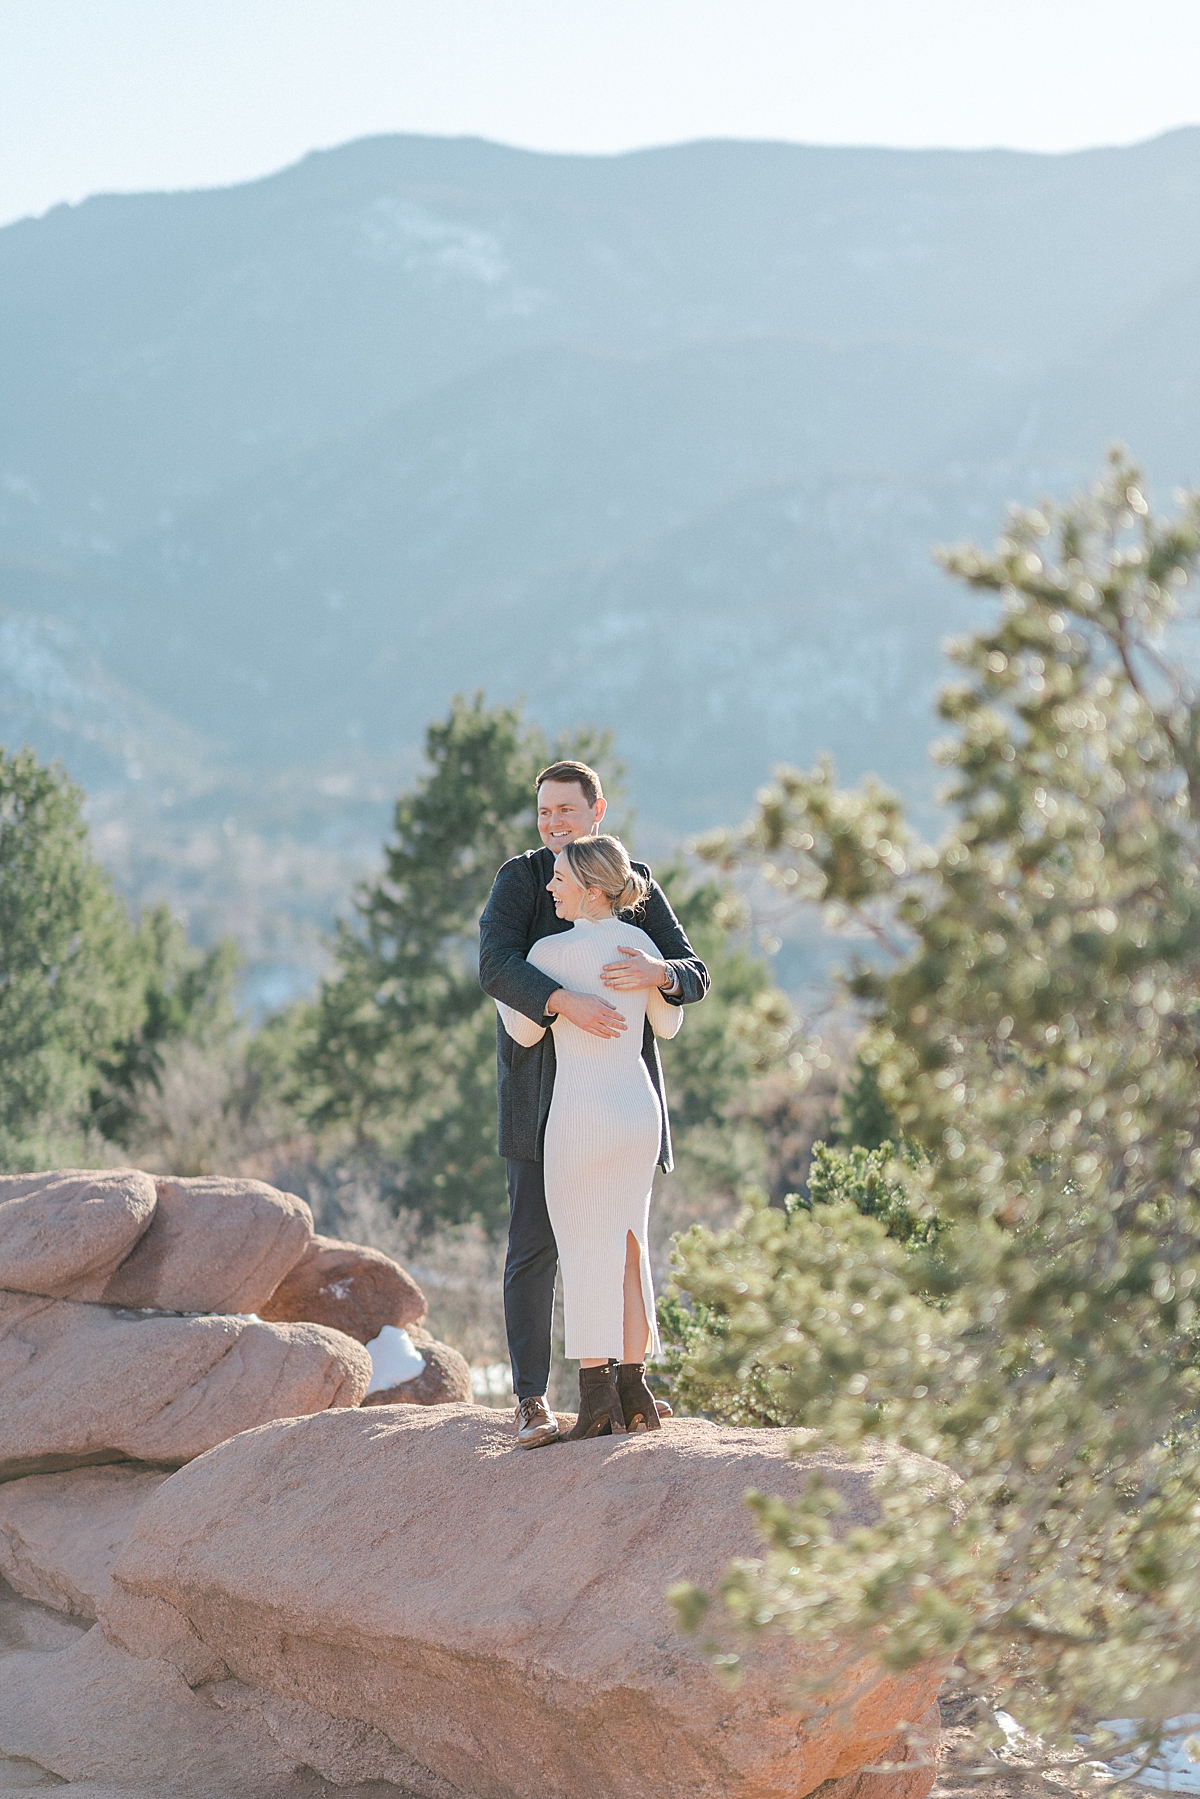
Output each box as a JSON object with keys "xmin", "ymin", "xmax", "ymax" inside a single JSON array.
[{"xmin": 617, "ymin": 1362, "xmax": 663, "ymax": 1433}]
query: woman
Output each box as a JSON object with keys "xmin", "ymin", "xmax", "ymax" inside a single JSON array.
[{"xmin": 495, "ymin": 834, "xmax": 683, "ymax": 1440}]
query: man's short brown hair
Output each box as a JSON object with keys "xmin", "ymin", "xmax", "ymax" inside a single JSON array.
[{"xmin": 535, "ymin": 760, "xmax": 603, "ymax": 807}]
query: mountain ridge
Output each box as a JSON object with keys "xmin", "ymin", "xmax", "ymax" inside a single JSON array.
[{"xmin": 3, "ymin": 127, "xmax": 1198, "ymax": 1001}]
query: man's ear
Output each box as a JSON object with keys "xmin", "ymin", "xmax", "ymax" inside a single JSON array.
[{"xmin": 593, "ymin": 795, "xmax": 608, "ymax": 827}]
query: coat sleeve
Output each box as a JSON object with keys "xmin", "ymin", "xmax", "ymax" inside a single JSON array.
[
  {"xmin": 479, "ymin": 857, "xmax": 561, "ymax": 1023},
  {"xmin": 496, "ymin": 1000, "xmax": 547, "ymax": 1047},
  {"xmin": 637, "ymin": 877, "xmax": 710, "ymax": 1009}
]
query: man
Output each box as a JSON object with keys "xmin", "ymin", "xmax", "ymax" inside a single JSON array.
[{"xmin": 478, "ymin": 759, "xmax": 710, "ymax": 1447}]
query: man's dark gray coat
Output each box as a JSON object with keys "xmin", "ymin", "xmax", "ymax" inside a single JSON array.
[{"xmin": 478, "ymin": 848, "xmax": 710, "ymax": 1170}]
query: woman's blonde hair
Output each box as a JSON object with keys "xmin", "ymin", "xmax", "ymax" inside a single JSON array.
[{"xmin": 561, "ymin": 834, "xmax": 648, "ymax": 916}]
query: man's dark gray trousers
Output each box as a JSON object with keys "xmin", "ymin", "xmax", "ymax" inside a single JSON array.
[{"xmin": 478, "ymin": 847, "xmax": 709, "ymax": 1400}]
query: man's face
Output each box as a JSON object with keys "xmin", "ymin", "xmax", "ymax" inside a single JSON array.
[{"xmin": 536, "ymin": 779, "xmax": 606, "ymax": 850}]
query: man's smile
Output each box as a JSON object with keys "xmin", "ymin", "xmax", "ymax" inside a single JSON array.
[{"xmin": 536, "ymin": 775, "xmax": 607, "ymax": 850}]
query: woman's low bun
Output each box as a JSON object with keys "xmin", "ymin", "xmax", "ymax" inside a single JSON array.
[
  {"xmin": 615, "ymin": 869, "xmax": 649, "ymax": 914},
  {"xmin": 561, "ymin": 835, "xmax": 647, "ymax": 915}
]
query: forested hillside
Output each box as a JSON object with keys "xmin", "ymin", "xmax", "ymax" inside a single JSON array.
[{"xmin": 3, "ymin": 127, "xmax": 1199, "ymax": 1000}]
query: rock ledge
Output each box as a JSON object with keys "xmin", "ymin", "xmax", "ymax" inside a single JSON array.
[{"xmin": 102, "ymin": 1404, "xmax": 945, "ymax": 1799}]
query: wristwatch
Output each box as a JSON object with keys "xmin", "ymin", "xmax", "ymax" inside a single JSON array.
[{"xmin": 660, "ymin": 965, "xmax": 681, "ymax": 996}]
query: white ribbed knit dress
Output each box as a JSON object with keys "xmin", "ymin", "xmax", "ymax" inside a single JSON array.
[{"xmin": 496, "ymin": 915, "xmax": 683, "ymax": 1362}]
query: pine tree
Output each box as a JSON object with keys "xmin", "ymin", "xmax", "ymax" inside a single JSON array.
[
  {"xmin": 298, "ymin": 695, "xmax": 614, "ymax": 1226},
  {"xmin": 92, "ymin": 906, "xmax": 243, "ymax": 1146},
  {"xmin": 654, "ymin": 867, "xmax": 798, "ymax": 1198},
  {"xmin": 0, "ymin": 744, "xmax": 250, "ymax": 1166},
  {"xmin": 671, "ymin": 456, "xmax": 1200, "ymax": 1767},
  {"xmin": 0, "ymin": 748, "xmax": 141, "ymax": 1164},
  {"xmin": 836, "ymin": 1051, "xmax": 895, "ymax": 1150}
]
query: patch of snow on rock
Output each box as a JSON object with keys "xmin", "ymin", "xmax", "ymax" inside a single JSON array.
[{"xmin": 364, "ymin": 1325, "xmax": 426, "ymax": 1394}]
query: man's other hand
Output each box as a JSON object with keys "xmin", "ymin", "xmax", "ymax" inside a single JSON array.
[
  {"xmin": 547, "ymin": 989, "xmax": 627, "ymax": 1037},
  {"xmin": 600, "ymin": 945, "xmax": 670, "ymax": 991}
]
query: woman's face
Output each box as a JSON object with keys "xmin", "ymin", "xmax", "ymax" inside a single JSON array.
[{"xmin": 549, "ymin": 852, "xmax": 587, "ymax": 920}]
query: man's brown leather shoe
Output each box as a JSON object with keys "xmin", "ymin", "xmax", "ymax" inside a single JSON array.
[{"xmin": 515, "ymin": 1394, "xmax": 561, "ymax": 1449}]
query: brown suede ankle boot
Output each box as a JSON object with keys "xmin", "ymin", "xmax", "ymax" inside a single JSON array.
[
  {"xmin": 617, "ymin": 1362, "xmax": 663, "ymax": 1432},
  {"xmin": 565, "ymin": 1362, "xmax": 627, "ymax": 1440}
]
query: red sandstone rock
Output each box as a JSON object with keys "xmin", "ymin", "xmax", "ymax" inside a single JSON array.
[
  {"xmin": 105, "ymin": 1405, "xmax": 948, "ymax": 1799},
  {"xmin": 100, "ymin": 1176, "xmax": 312, "ymax": 1314},
  {"xmin": 0, "ymin": 1628, "xmax": 316, "ymax": 1797},
  {"xmin": 0, "ymin": 1614, "xmax": 454, "ymax": 1797},
  {"xmin": 360, "ymin": 1324, "xmax": 472, "ymax": 1407},
  {"xmin": 258, "ymin": 1231, "xmax": 426, "ymax": 1341},
  {"xmin": 0, "ymin": 1169, "xmax": 156, "ymax": 1301},
  {"xmin": 814, "ymin": 1713, "xmax": 943, "ymax": 1799},
  {"xmin": 0, "ymin": 1291, "xmax": 370, "ymax": 1481},
  {"xmin": 0, "ymin": 1464, "xmax": 170, "ymax": 1618}
]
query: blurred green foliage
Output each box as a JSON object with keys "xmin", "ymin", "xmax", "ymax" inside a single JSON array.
[
  {"xmin": 0, "ymin": 749, "xmax": 243, "ymax": 1168},
  {"xmin": 659, "ymin": 1142, "xmax": 936, "ymax": 1422},
  {"xmin": 668, "ymin": 453, "xmax": 1200, "ymax": 1763},
  {"xmin": 835, "ymin": 1051, "xmax": 896, "ymax": 1150},
  {"xmin": 0, "ymin": 748, "xmax": 142, "ymax": 1165},
  {"xmin": 653, "ymin": 868, "xmax": 799, "ymax": 1198},
  {"xmin": 93, "ymin": 908, "xmax": 243, "ymax": 1146}
]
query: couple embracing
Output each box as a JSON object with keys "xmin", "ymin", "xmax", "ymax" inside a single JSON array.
[{"xmin": 479, "ymin": 760, "xmax": 710, "ymax": 1449}]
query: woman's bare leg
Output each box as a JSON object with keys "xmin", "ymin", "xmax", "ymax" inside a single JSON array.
[{"xmin": 622, "ymin": 1230, "xmax": 652, "ymax": 1364}]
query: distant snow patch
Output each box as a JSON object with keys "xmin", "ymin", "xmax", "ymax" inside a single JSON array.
[
  {"xmin": 358, "ymin": 197, "xmax": 508, "ymax": 287},
  {"xmin": 365, "ymin": 1325, "xmax": 426, "ymax": 1394},
  {"xmin": 1097, "ymin": 1718, "xmax": 1200, "ymax": 1792}
]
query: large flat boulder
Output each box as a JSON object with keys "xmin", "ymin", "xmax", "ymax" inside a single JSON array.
[
  {"xmin": 0, "ymin": 1466, "xmax": 171, "ymax": 1619},
  {"xmin": 99, "ymin": 1177, "xmax": 313, "ymax": 1314},
  {"xmin": 259, "ymin": 1232, "xmax": 426, "ymax": 1341},
  {"xmin": 0, "ymin": 1170, "xmax": 156, "ymax": 1302},
  {"xmin": 0, "ymin": 1292, "xmax": 370, "ymax": 1481},
  {"xmin": 104, "ymin": 1406, "xmax": 947, "ymax": 1799}
]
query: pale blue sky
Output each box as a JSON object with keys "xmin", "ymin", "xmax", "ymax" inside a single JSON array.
[{"xmin": 3, "ymin": 0, "xmax": 1200, "ymax": 227}]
